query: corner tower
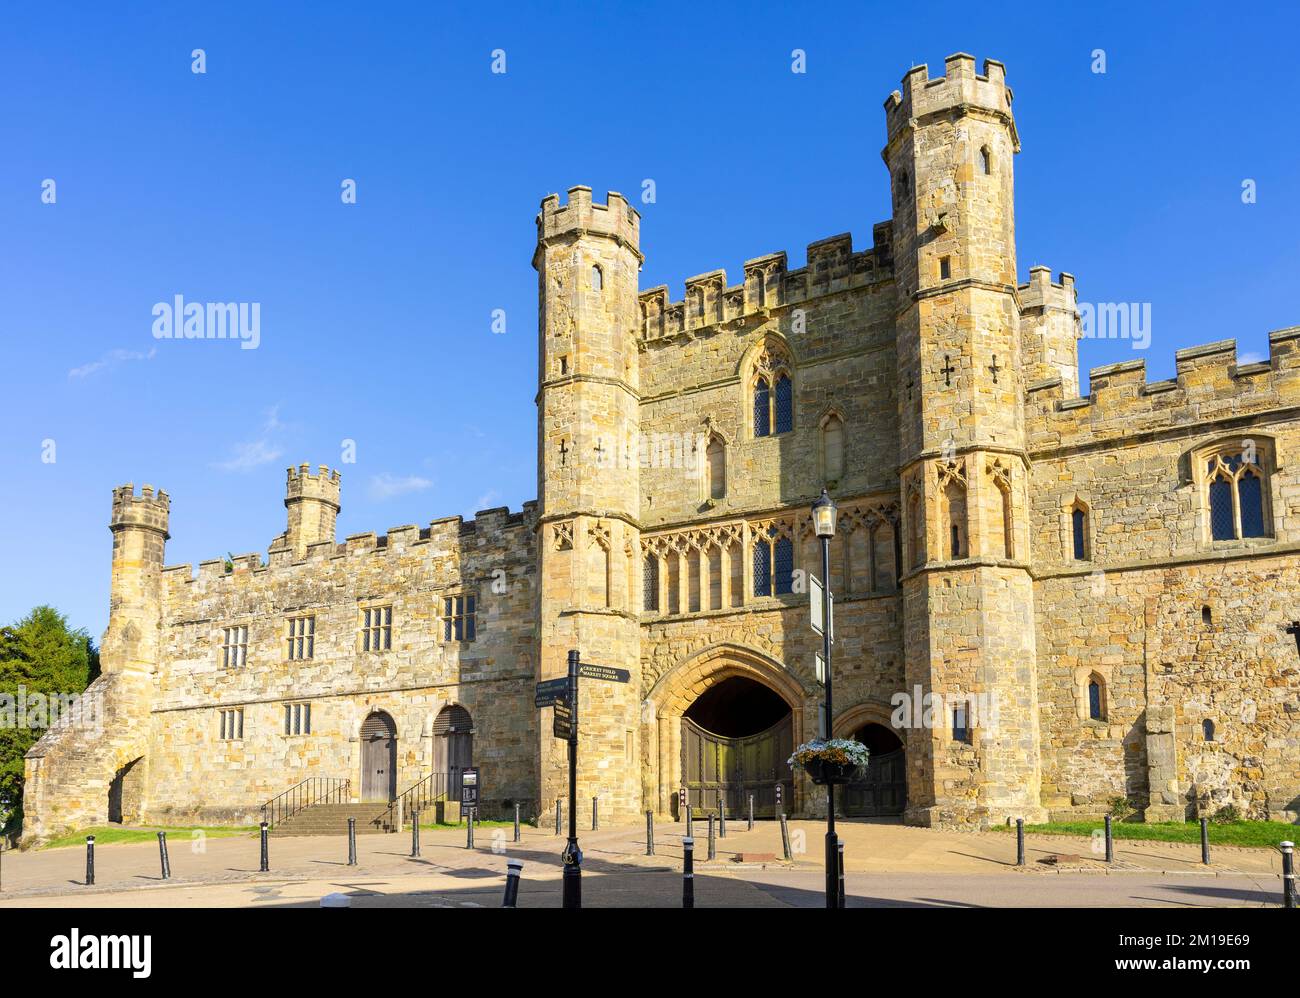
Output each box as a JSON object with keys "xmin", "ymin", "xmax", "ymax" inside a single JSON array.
[
  {"xmin": 533, "ymin": 187, "xmax": 644, "ymax": 820},
  {"xmin": 272, "ymin": 464, "xmax": 341, "ymax": 559},
  {"xmin": 884, "ymin": 54, "xmax": 1046, "ymax": 825}
]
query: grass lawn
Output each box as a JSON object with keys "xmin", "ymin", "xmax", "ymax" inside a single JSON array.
[
  {"xmin": 995, "ymin": 819, "xmax": 1296, "ymax": 849},
  {"xmin": 418, "ymin": 818, "xmax": 536, "ymax": 830},
  {"xmin": 42, "ymin": 825, "xmax": 256, "ymax": 850}
]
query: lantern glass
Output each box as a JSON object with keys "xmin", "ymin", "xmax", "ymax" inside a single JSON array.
[{"xmin": 812, "ymin": 489, "xmax": 837, "ymax": 539}]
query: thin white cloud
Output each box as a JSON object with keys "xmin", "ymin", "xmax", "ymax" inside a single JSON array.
[
  {"xmin": 214, "ymin": 406, "xmax": 287, "ymax": 472},
  {"xmin": 68, "ymin": 347, "xmax": 157, "ymax": 379},
  {"xmin": 472, "ymin": 489, "xmax": 502, "ymax": 513},
  {"xmin": 368, "ymin": 473, "xmax": 433, "ymax": 501},
  {"xmin": 1239, "ymin": 351, "xmax": 1265, "ymax": 365}
]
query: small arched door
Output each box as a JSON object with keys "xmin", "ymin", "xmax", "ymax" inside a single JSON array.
[
  {"xmin": 360, "ymin": 712, "xmax": 397, "ymax": 801},
  {"xmin": 433, "ymin": 705, "xmax": 474, "ymax": 799}
]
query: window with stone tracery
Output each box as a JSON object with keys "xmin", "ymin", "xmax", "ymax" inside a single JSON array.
[
  {"xmin": 1198, "ymin": 439, "xmax": 1271, "ymax": 542},
  {"xmin": 750, "ymin": 342, "xmax": 794, "ymax": 437}
]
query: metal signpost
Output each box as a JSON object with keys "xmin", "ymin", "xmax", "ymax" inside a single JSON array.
[{"xmin": 535, "ymin": 649, "xmax": 631, "ymax": 909}]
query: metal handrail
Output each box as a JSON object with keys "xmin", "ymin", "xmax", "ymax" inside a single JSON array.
[
  {"xmin": 261, "ymin": 777, "xmax": 351, "ymax": 829},
  {"xmin": 382, "ymin": 772, "xmax": 450, "ymax": 829}
]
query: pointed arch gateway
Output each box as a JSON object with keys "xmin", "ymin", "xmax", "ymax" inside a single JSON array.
[{"xmin": 644, "ymin": 644, "xmax": 807, "ymax": 817}]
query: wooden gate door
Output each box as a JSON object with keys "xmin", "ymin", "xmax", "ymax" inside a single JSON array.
[
  {"xmin": 360, "ymin": 712, "xmax": 397, "ymax": 801},
  {"xmin": 842, "ymin": 747, "xmax": 907, "ymax": 817},
  {"xmin": 680, "ymin": 715, "xmax": 793, "ymax": 818}
]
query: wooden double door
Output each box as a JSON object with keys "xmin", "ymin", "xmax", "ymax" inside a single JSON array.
[{"xmin": 680, "ymin": 715, "xmax": 793, "ymax": 818}]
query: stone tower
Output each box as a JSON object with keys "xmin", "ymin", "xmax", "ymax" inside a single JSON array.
[
  {"xmin": 533, "ymin": 187, "xmax": 644, "ymax": 820},
  {"xmin": 885, "ymin": 54, "xmax": 1047, "ymax": 825},
  {"xmin": 271, "ymin": 464, "xmax": 341, "ymax": 558},
  {"xmin": 22, "ymin": 484, "xmax": 170, "ymax": 839}
]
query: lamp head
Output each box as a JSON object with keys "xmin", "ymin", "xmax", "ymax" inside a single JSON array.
[{"xmin": 812, "ymin": 488, "xmax": 838, "ymax": 539}]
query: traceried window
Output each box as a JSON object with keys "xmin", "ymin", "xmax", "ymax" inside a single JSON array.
[
  {"xmin": 286, "ymin": 615, "xmax": 315, "ymax": 661},
  {"xmin": 221, "ymin": 625, "xmax": 248, "ymax": 668},
  {"xmin": 362, "ymin": 606, "xmax": 392, "ymax": 652},
  {"xmin": 752, "ymin": 528, "xmax": 793, "ymax": 597},
  {"xmin": 443, "ymin": 595, "xmax": 476, "ymax": 642},
  {"xmin": 1203, "ymin": 442, "xmax": 1270, "ymax": 541},
  {"xmin": 219, "ymin": 707, "xmax": 244, "ymax": 741},
  {"xmin": 751, "ymin": 343, "xmax": 794, "ymax": 438},
  {"xmin": 284, "ymin": 701, "xmax": 312, "ymax": 736},
  {"xmin": 643, "ymin": 555, "xmax": 659, "ymax": 612}
]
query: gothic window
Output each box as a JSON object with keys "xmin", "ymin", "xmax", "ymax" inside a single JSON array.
[
  {"xmin": 591, "ymin": 264, "xmax": 603, "ymax": 291},
  {"xmin": 642, "ymin": 555, "xmax": 659, "ymax": 612},
  {"xmin": 752, "ymin": 528, "xmax": 794, "ymax": 597},
  {"xmin": 1087, "ymin": 674, "xmax": 1106, "ymax": 721},
  {"xmin": 442, "ymin": 595, "xmax": 476, "ymax": 642},
  {"xmin": 1071, "ymin": 503, "xmax": 1089, "ymax": 561},
  {"xmin": 774, "ymin": 375, "xmax": 793, "ymax": 433},
  {"xmin": 942, "ymin": 478, "xmax": 967, "ymax": 559},
  {"xmin": 821, "ymin": 413, "xmax": 845, "ymax": 482},
  {"xmin": 1202, "ymin": 718, "xmax": 1216, "ymax": 742},
  {"xmin": 1202, "ymin": 441, "xmax": 1271, "ymax": 541},
  {"xmin": 707, "ymin": 435, "xmax": 726, "ymax": 500},
  {"xmin": 753, "ymin": 377, "xmax": 771, "ymax": 437}
]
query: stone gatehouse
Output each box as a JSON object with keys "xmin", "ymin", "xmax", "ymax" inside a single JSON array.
[{"xmin": 23, "ymin": 53, "xmax": 1300, "ymax": 840}]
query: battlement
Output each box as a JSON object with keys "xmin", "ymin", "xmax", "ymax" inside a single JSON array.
[
  {"xmin": 1019, "ymin": 266, "xmax": 1077, "ymax": 313},
  {"xmin": 536, "ymin": 186, "xmax": 641, "ymax": 258},
  {"xmin": 285, "ymin": 463, "xmax": 341, "ymax": 507},
  {"xmin": 884, "ymin": 54, "xmax": 1017, "ymax": 150},
  {"xmin": 110, "ymin": 483, "xmax": 171, "ymax": 535},
  {"xmin": 637, "ymin": 225, "xmax": 893, "ymax": 342},
  {"xmin": 1027, "ymin": 326, "xmax": 1300, "ymax": 453}
]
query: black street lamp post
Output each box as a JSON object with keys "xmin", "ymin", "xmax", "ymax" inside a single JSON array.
[{"xmin": 812, "ymin": 487, "xmax": 839, "ymax": 910}]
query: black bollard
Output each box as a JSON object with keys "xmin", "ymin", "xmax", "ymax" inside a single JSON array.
[
  {"xmin": 682, "ymin": 836, "xmax": 695, "ymax": 908},
  {"xmin": 719, "ymin": 797, "xmax": 727, "ymax": 838},
  {"xmin": 467, "ymin": 810, "xmax": 475, "ymax": 850},
  {"xmin": 686, "ymin": 804, "xmax": 694, "ymax": 840},
  {"xmin": 837, "ymin": 839, "xmax": 846, "ymax": 909},
  {"xmin": 592, "ymin": 796, "xmax": 599, "ymax": 831},
  {"xmin": 1016, "ymin": 818, "xmax": 1025, "ymax": 867},
  {"xmin": 779, "ymin": 812, "xmax": 792, "ymax": 860},
  {"xmin": 1104, "ymin": 814, "xmax": 1113, "ymax": 864},
  {"xmin": 347, "ymin": 818, "xmax": 357, "ymax": 866},
  {"xmin": 85, "ymin": 835, "xmax": 95, "ymax": 886},
  {"xmin": 707, "ymin": 814, "xmax": 716, "ymax": 860},
  {"xmin": 748, "ymin": 794, "xmax": 754, "ymax": 832},
  {"xmin": 157, "ymin": 831, "xmax": 171, "ymax": 880},
  {"xmin": 502, "ymin": 858, "xmax": 523, "ymax": 908},
  {"xmin": 1200, "ymin": 818, "xmax": 1210, "ymax": 866},
  {"xmin": 646, "ymin": 810, "xmax": 655, "ymax": 856},
  {"xmin": 259, "ymin": 822, "xmax": 269, "ymax": 872},
  {"xmin": 411, "ymin": 808, "xmax": 421, "ymax": 858},
  {"xmin": 555, "ymin": 798, "xmax": 562, "ymax": 836},
  {"xmin": 513, "ymin": 803, "xmax": 521, "ymax": 843},
  {"xmin": 1282, "ymin": 841, "xmax": 1296, "ymax": 909}
]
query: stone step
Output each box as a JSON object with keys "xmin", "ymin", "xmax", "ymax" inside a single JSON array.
[{"xmin": 271, "ymin": 802, "xmax": 395, "ymax": 836}]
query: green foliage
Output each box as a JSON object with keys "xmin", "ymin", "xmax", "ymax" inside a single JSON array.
[
  {"xmin": 0, "ymin": 606, "xmax": 98, "ymax": 830},
  {"xmin": 1210, "ymin": 804, "xmax": 1242, "ymax": 825},
  {"xmin": 1108, "ymin": 796, "xmax": 1135, "ymax": 822},
  {"xmin": 42, "ymin": 825, "xmax": 254, "ymax": 850},
  {"xmin": 997, "ymin": 819, "xmax": 1294, "ymax": 849}
]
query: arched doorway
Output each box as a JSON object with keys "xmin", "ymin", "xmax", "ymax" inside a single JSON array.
[
  {"xmin": 681, "ymin": 676, "xmax": 794, "ymax": 818},
  {"xmin": 433, "ymin": 704, "xmax": 473, "ymax": 799},
  {"xmin": 843, "ymin": 722, "xmax": 906, "ymax": 817},
  {"xmin": 360, "ymin": 712, "xmax": 397, "ymax": 801},
  {"xmin": 107, "ymin": 756, "xmax": 145, "ymax": 824}
]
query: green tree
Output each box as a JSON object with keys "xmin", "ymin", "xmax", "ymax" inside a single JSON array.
[{"xmin": 0, "ymin": 606, "xmax": 98, "ymax": 830}]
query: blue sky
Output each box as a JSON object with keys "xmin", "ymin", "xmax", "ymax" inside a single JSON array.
[{"xmin": 2, "ymin": 1, "xmax": 1298, "ymax": 639}]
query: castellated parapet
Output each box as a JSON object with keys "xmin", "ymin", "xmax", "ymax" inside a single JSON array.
[
  {"xmin": 884, "ymin": 53, "xmax": 1018, "ymax": 150},
  {"xmin": 535, "ymin": 186, "xmax": 641, "ymax": 263},
  {"xmin": 1019, "ymin": 266, "xmax": 1081, "ymax": 397},
  {"xmin": 110, "ymin": 483, "xmax": 171, "ymax": 537},
  {"xmin": 274, "ymin": 464, "xmax": 341, "ymax": 559}
]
